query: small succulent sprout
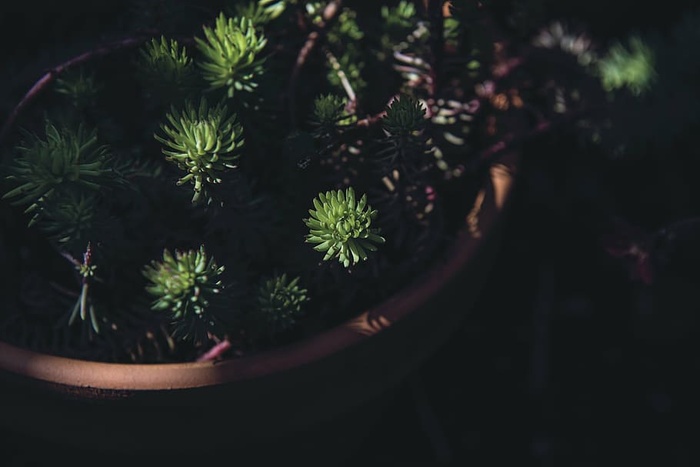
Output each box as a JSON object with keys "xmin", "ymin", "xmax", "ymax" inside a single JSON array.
[
  {"xmin": 54, "ymin": 68, "xmax": 101, "ymax": 108},
  {"xmin": 142, "ymin": 245, "xmax": 227, "ymax": 344},
  {"xmin": 304, "ymin": 186, "xmax": 385, "ymax": 268},
  {"xmin": 254, "ymin": 273, "xmax": 309, "ymax": 335},
  {"xmin": 310, "ymin": 94, "xmax": 353, "ymax": 134},
  {"xmin": 2, "ymin": 121, "xmax": 115, "ymax": 222},
  {"xmin": 67, "ymin": 242, "xmax": 102, "ymax": 334},
  {"xmin": 382, "ymin": 95, "xmax": 427, "ymax": 136},
  {"xmin": 134, "ymin": 36, "xmax": 197, "ymax": 99},
  {"xmin": 597, "ymin": 36, "xmax": 656, "ymax": 96},
  {"xmin": 37, "ymin": 191, "xmax": 98, "ymax": 248},
  {"xmin": 154, "ymin": 97, "xmax": 244, "ymax": 203},
  {"xmin": 196, "ymin": 13, "xmax": 268, "ymax": 97}
]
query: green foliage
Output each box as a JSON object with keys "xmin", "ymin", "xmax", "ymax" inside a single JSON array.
[
  {"xmin": 312, "ymin": 94, "xmax": 347, "ymax": 126},
  {"xmin": 378, "ymin": 0, "xmax": 421, "ymax": 58},
  {"xmin": 597, "ymin": 36, "xmax": 656, "ymax": 96},
  {"xmin": 134, "ymin": 36, "xmax": 198, "ymax": 101},
  {"xmin": 443, "ymin": 16, "xmax": 461, "ymax": 49},
  {"xmin": 67, "ymin": 243, "xmax": 101, "ymax": 334},
  {"xmin": 376, "ymin": 1, "xmax": 434, "ymax": 97},
  {"xmin": 381, "ymin": 0, "xmax": 416, "ymax": 33},
  {"xmin": 2, "ymin": 121, "xmax": 117, "ymax": 224},
  {"xmin": 382, "ymin": 94, "xmax": 427, "ymax": 137},
  {"xmin": 585, "ymin": 11, "xmax": 700, "ymax": 155},
  {"xmin": 35, "ymin": 191, "xmax": 101, "ymax": 251},
  {"xmin": 326, "ymin": 6, "xmax": 363, "ymax": 45},
  {"xmin": 308, "ymin": 4, "xmax": 367, "ymax": 97},
  {"xmin": 196, "ymin": 13, "xmax": 268, "ymax": 97},
  {"xmin": 374, "ymin": 95, "xmax": 434, "ymax": 185},
  {"xmin": 142, "ymin": 245, "xmax": 228, "ymax": 345},
  {"xmin": 304, "ymin": 187, "xmax": 385, "ymax": 268},
  {"xmin": 309, "ymin": 93, "xmax": 354, "ymax": 138},
  {"xmin": 253, "ymin": 273, "xmax": 308, "ymax": 336},
  {"xmin": 154, "ymin": 97, "xmax": 244, "ymax": 204},
  {"xmin": 0, "ymin": 0, "xmax": 548, "ymax": 363},
  {"xmin": 54, "ymin": 68, "xmax": 101, "ymax": 109},
  {"xmin": 230, "ymin": 0, "xmax": 289, "ymax": 26}
]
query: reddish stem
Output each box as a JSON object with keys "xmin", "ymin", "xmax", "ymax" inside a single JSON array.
[{"xmin": 196, "ymin": 339, "xmax": 232, "ymax": 362}]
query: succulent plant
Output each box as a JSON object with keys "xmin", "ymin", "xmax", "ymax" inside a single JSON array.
[
  {"xmin": 382, "ymin": 94, "xmax": 427, "ymax": 137},
  {"xmin": 134, "ymin": 36, "xmax": 198, "ymax": 100},
  {"xmin": 54, "ymin": 68, "xmax": 102, "ymax": 109},
  {"xmin": 2, "ymin": 121, "xmax": 119, "ymax": 223},
  {"xmin": 143, "ymin": 245, "xmax": 229, "ymax": 345},
  {"xmin": 253, "ymin": 273, "xmax": 309, "ymax": 336},
  {"xmin": 154, "ymin": 97, "xmax": 244, "ymax": 203},
  {"xmin": 196, "ymin": 13, "xmax": 268, "ymax": 97},
  {"xmin": 304, "ymin": 187, "xmax": 385, "ymax": 268},
  {"xmin": 311, "ymin": 94, "xmax": 349, "ymax": 128}
]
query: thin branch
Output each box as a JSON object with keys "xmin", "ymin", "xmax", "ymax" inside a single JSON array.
[
  {"xmin": 355, "ymin": 111, "xmax": 386, "ymax": 128},
  {"xmin": 196, "ymin": 338, "xmax": 232, "ymax": 362},
  {"xmin": 324, "ymin": 46, "xmax": 356, "ymax": 105}
]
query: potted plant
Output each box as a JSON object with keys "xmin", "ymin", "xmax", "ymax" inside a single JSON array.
[{"xmin": 0, "ymin": 0, "xmax": 653, "ymax": 462}]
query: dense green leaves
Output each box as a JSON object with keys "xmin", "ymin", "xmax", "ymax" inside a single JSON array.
[
  {"xmin": 2, "ymin": 121, "xmax": 118, "ymax": 224},
  {"xmin": 154, "ymin": 97, "xmax": 244, "ymax": 203},
  {"xmin": 253, "ymin": 273, "xmax": 308, "ymax": 336},
  {"xmin": 195, "ymin": 13, "xmax": 267, "ymax": 97},
  {"xmin": 304, "ymin": 187, "xmax": 385, "ymax": 268},
  {"xmin": 143, "ymin": 246, "xmax": 228, "ymax": 344},
  {"xmin": 597, "ymin": 36, "xmax": 656, "ymax": 96},
  {"xmin": 134, "ymin": 36, "xmax": 198, "ymax": 101}
]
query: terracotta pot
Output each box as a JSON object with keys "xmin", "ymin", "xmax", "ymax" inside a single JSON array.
[{"xmin": 0, "ymin": 37, "xmax": 520, "ymax": 465}]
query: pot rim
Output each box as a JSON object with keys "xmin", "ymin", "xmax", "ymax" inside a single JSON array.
[{"xmin": 0, "ymin": 36, "xmax": 519, "ymax": 390}]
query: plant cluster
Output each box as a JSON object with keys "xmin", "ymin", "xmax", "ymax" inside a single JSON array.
[
  {"xmin": 0, "ymin": 1, "xmax": 478, "ymax": 362},
  {"xmin": 0, "ymin": 0, "xmax": 684, "ymax": 363}
]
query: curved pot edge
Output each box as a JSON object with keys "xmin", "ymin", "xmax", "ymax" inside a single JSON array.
[{"xmin": 0, "ymin": 150, "xmax": 518, "ymax": 389}]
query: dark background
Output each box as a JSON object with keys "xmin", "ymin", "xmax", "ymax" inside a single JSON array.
[{"xmin": 1, "ymin": 1, "xmax": 699, "ymax": 465}]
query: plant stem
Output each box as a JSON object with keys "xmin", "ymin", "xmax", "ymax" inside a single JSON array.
[
  {"xmin": 196, "ymin": 338, "xmax": 232, "ymax": 362},
  {"xmin": 323, "ymin": 46, "xmax": 356, "ymax": 108}
]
